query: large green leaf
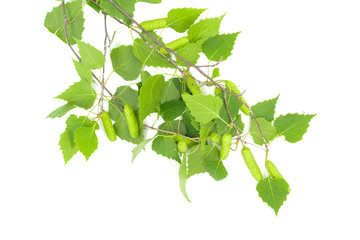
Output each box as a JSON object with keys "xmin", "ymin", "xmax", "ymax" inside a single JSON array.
[
  {"xmin": 111, "ymin": 45, "xmax": 142, "ymax": 80},
  {"xmin": 202, "ymin": 32, "xmax": 240, "ymax": 61},
  {"xmin": 65, "ymin": 115, "xmax": 98, "ymax": 147},
  {"xmin": 250, "ymin": 118, "xmax": 277, "ymax": 145},
  {"xmin": 182, "ymin": 94, "xmax": 223, "ymax": 124},
  {"xmin": 76, "ymin": 40, "xmax": 105, "ymax": 69},
  {"xmin": 256, "ymin": 177, "xmax": 290, "ymax": 215},
  {"xmin": 161, "ymin": 78, "xmax": 181, "ymax": 103},
  {"xmin": 274, "ymin": 113, "xmax": 316, "ymax": 143},
  {"xmin": 167, "ymin": 8, "xmax": 206, "ymax": 33},
  {"xmin": 152, "ymin": 136, "xmax": 180, "ymax": 162},
  {"xmin": 100, "ymin": 0, "xmax": 136, "ymax": 25},
  {"xmin": 73, "ymin": 59, "xmax": 92, "ymax": 81},
  {"xmin": 251, "ymin": 95, "xmax": 279, "ymax": 122},
  {"xmin": 44, "ymin": 0, "xmax": 85, "ymax": 45},
  {"xmin": 175, "ymin": 41, "xmax": 203, "ymax": 66},
  {"xmin": 187, "ymin": 15, "xmax": 224, "ymax": 43},
  {"xmin": 138, "ymin": 75, "xmax": 165, "ymax": 124},
  {"xmin": 133, "ymin": 32, "xmax": 174, "ymax": 68},
  {"xmin": 160, "ymin": 100, "xmax": 186, "ymax": 121},
  {"xmin": 56, "ymin": 80, "xmax": 96, "ymax": 109}
]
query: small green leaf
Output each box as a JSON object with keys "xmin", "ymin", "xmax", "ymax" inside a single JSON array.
[
  {"xmin": 74, "ymin": 126, "xmax": 99, "ymax": 160},
  {"xmin": 111, "ymin": 45, "xmax": 142, "ymax": 81},
  {"xmin": 187, "ymin": 15, "xmax": 224, "ymax": 43},
  {"xmin": 179, "ymin": 156, "xmax": 191, "ymax": 202},
  {"xmin": 44, "ymin": 0, "xmax": 85, "ymax": 45},
  {"xmin": 138, "ymin": 74, "xmax": 166, "ymax": 124},
  {"xmin": 250, "ymin": 118, "xmax": 277, "ymax": 145},
  {"xmin": 202, "ymin": 32, "xmax": 240, "ymax": 61},
  {"xmin": 182, "ymin": 94, "xmax": 223, "ymax": 124},
  {"xmin": 56, "ymin": 79, "xmax": 96, "ymax": 109},
  {"xmin": 76, "ymin": 40, "xmax": 105, "ymax": 69},
  {"xmin": 175, "ymin": 41, "xmax": 203, "ymax": 66},
  {"xmin": 100, "ymin": 0, "xmax": 136, "ymax": 25},
  {"xmin": 73, "ymin": 59, "xmax": 92, "ymax": 81},
  {"xmin": 65, "ymin": 115, "xmax": 98, "ymax": 146},
  {"xmin": 160, "ymin": 100, "xmax": 186, "ymax": 121},
  {"xmin": 274, "ymin": 113, "xmax": 316, "ymax": 143},
  {"xmin": 212, "ymin": 68, "xmax": 220, "ymax": 79},
  {"xmin": 152, "ymin": 136, "xmax": 180, "ymax": 162},
  {"xmin": 251, "ymin": 95, "xmax": 279, "ymax": 122},
  {"xmin": 167, "ymin": 8, "xmax": 206, "ymax": 33},
  {"xmin": 59, "ymin": 130, "xmax": 79, "ymax": 164},
  {"xmin": 256, "ymin": 177, "xmax": 290, "ymax": 215},
  {"xmin": 47, "ymin": 102, "xmax": 75, "ymax": 119},
  {"xmin": 132, "ymin": 138, "xmax": 152, "ymax": 162}
]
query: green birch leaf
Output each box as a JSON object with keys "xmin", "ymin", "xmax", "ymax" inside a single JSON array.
[
  {"xmin": 73, "ymin": 59, "xmax": 92, "ymax": 81},
  {"xmin": 187, "ymin": 145, "xmax": 207, "ymax": 178},
  {"xmin": 65, "ymin": 115, "xmax": 98, "ymax": 146},
  {"xmin": 212, "ymin": 68, "xmax": 220, "ymax": 79},
  {"xmin": 47, "ymin": 102, "xmax": 75, "ymax": 119},
  {"xmin": 175, "ymin": 41, "xmax": 203, "ymax": 66},
  {"xmin": 141, "ymin": 71, "xmax": 151, "ymax": 83},
  {"xmin": 274, "ymin": 113, "xmax": 316, "ymax": 143},
  {"xmin": 187, "ymin": 145, "xmax": 221, "ymax": 179},
  {"xmin": 152, "ymin": 136, "xmax": 180, "ymax": 162},
  {"xmin": 160, "ymin": 100, "xmax": 186, "ymax": 121},
  {"xmin": 56, "ymin": 79, "xmax": 96, "ymax": 109},
  {"xmin": 187, "ymin": 15, "xmax": 224, "ymax": 43},
  {"xmin": 74, "ymin": 126, "xmax": 99, "ymax": 160},
  {"xmin": 44, "ymin": 0, "xmax": 85, "ymax": 45},
  {"xmin": 167, "ymin": 8, "xmax": 206, "ymax": 33},
  {"xmin": 114, "ymin": 112, "xmax": 144, "ymax": 144},
  {"xmin": 250, "ymin": 118, "xmax": 277, "ymax": 145},
  {"xmin": 215, "ymin": 93, "xmax": 241, "ymax": 135},
  {"xmin": 182, "ymin": 94, "xmax": 223, "ymax": 124},
  {"xmin": 137, "ymin": 0, "xmax": 161, "ymax": 3},
  {"xmin": 251, "ymin": 95, "xmax": 279, "ymax": 122},
  {"xmin": 133, "ymin": 32, "xmax": 175, "ymax": 68},
  {"xmin": 108, "ymin": 85, "xmax": 139, "ymax": 121},
  {"xmin": 132, "ymin": 138, "xmax": 152, "ymax": 162},
  {"xmin": 76, "ymin": 40, "xmax": 105, "ymax": 69},
  {"xmin": 138, "ymin": 74, "xmax": 166, "ymax": 124},
  {"xmin": 111, "ymin": 45, "xmax": 142, "ymax": 81},
  {"xmin": 161, "ymin": 79, "xmax": 181, "ymax": 104},
  {"xmin": 202, "ymin": 32, "xmax": 240, "ymax": 61},
  {"xmin": 179, "ymin": 156, "xmax": 191, "ymax": 202},
  {"xmin": 59, "ymin": 130, "xmax": 79, "ymax": 164},
  {"xmin": 158, "ymin": 121, "xmax": 187, "ymax": 136},
  {"xmin": 87, "ymin": 0, "xmax": 101, "ymax": 13},
  {"xmin": 256, "ymin": 177, "xmax": 290, "ymax": 215},
  {"xmin": 100, "ymin": 0, "xmax": 136, "ymax": 25}
]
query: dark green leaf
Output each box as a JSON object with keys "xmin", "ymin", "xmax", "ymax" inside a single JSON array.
[
  {"xmin": 160, "ymin": 100, "xmax": 186, "ymax": 121},
  {"xmin": 158, "ymin": 120, "xmax": 187, "ymax": 136},
  {"xmin": 251, "ymin": 95, "xmax": 279, "ymax": 122},
  {"xmin": 114, "ymin": 112, "xmax": 144, "ymax": 144},
  {"xmin": 250, "ymin": 118, "xmax": 277, "ymax": 145},
  {"xmin": 108, "ymin": 85, "xmax": 139, "ymax": 121},
  {"xmin": 152, "ymin": 136, "xmax": 180, "ymax": 162},
  {"xmin": 161, "ymin": 78, "xmax": 181, "ymax": 103}
]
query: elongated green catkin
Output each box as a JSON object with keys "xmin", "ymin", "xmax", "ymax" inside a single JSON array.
[
  {"xmin": 220, "ymin": 133, "xmax": 232, "ymax": 161},
  {"xmin": 185, "ymin": 76, "xmax": 202, "ymax": 95},
  {"xmin": 225, "ymin": 80, "xmax": 250, "ymax": 115},
  {"xmin": 241, "ymin": 146, "xmax": 263, "ymax": 182},
  {"xmin": 265, "ymin": 160, "xmax": 283, "ymax": 179},
  {"xmin": 140, "ymin": 18, "xmax": 167, "ymax": 31},
  {"xmin": 101, "ymin": 111, "xmax": 116, "ymax": 142},
  {"xmin": 178, "ymin": 141, "xmax": 188, "ymax": 153},
  {"xmin": 160, "ymin": 36, "xmax": 189, "ymax": 54},
  {"xmin": 124, "ymin": 104, "xmax": 139, "ymax": 139},
  {"xmin": 210, "ymin": 132, "xmax": 221, "ymax": 145}
]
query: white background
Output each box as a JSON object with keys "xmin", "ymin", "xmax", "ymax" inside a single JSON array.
[{"xmin": 1, "ymin": 0, "xmax": 360, "ymax": 239}]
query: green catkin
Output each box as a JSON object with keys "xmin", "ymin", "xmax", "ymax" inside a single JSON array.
[
  {"xmin": 224, "ymin": 80, "xmax": 250, "ymax": 115},
  {"xmin": 124, "ymin": 104, "xmax": 139, "ymax": 139},
  {"xmin": 241, "ymin": 146, "xmax": 263, "ymax": 182},
  {"xmin": 178, "ymin": 141, "xmax": 188, "ymax": 153},
  {"xmin": 220, "ymin": 133, "xmax": 232, "ymax": 161},
  {"xmin": 265, "ymin": 160, "xmax": 283, "ymax": 179},
  {"xmin": 140, "ymin": 18, "xmax": 167, "ymax": 31},
  {"xmin": 160, "ymin": 36, "xmax": 189, "ymax": 54},
  {"xmin": 174, "ymin": 135, "xmax": 194, "ymax": 146},
  {"xmin": 100, "ymin": 111, "xmax": 116, "ymax": 142},
  {"xmin": 185, "ymin": 76, "xmax": 202, "ymax": 95},
  {"xmin": 210, "ymin": 132, "xmax": 221, "ymax": 145}
]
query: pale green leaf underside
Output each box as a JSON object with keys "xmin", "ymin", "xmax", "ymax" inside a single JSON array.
[
  {"xmin": 256, "ymin": 177, "xmax": 290, "ymax": 215},
  {"xmin": 111, "ymin": 45, "xmax": 142, "ymax": 81},
  {"xmin": 161, "ymin": 79, "xmax": 181, "ymax": 104},
  {"xmin": 132, "ymin": 138, "xmax": 152, "ymax": 162},
  {"xmin": 182, "ymin": 94, "xmax": 223, "ymax": 124},
  {"xmin": 44, "ymin": 0, "xmax": 85, "ymax": 45}
]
